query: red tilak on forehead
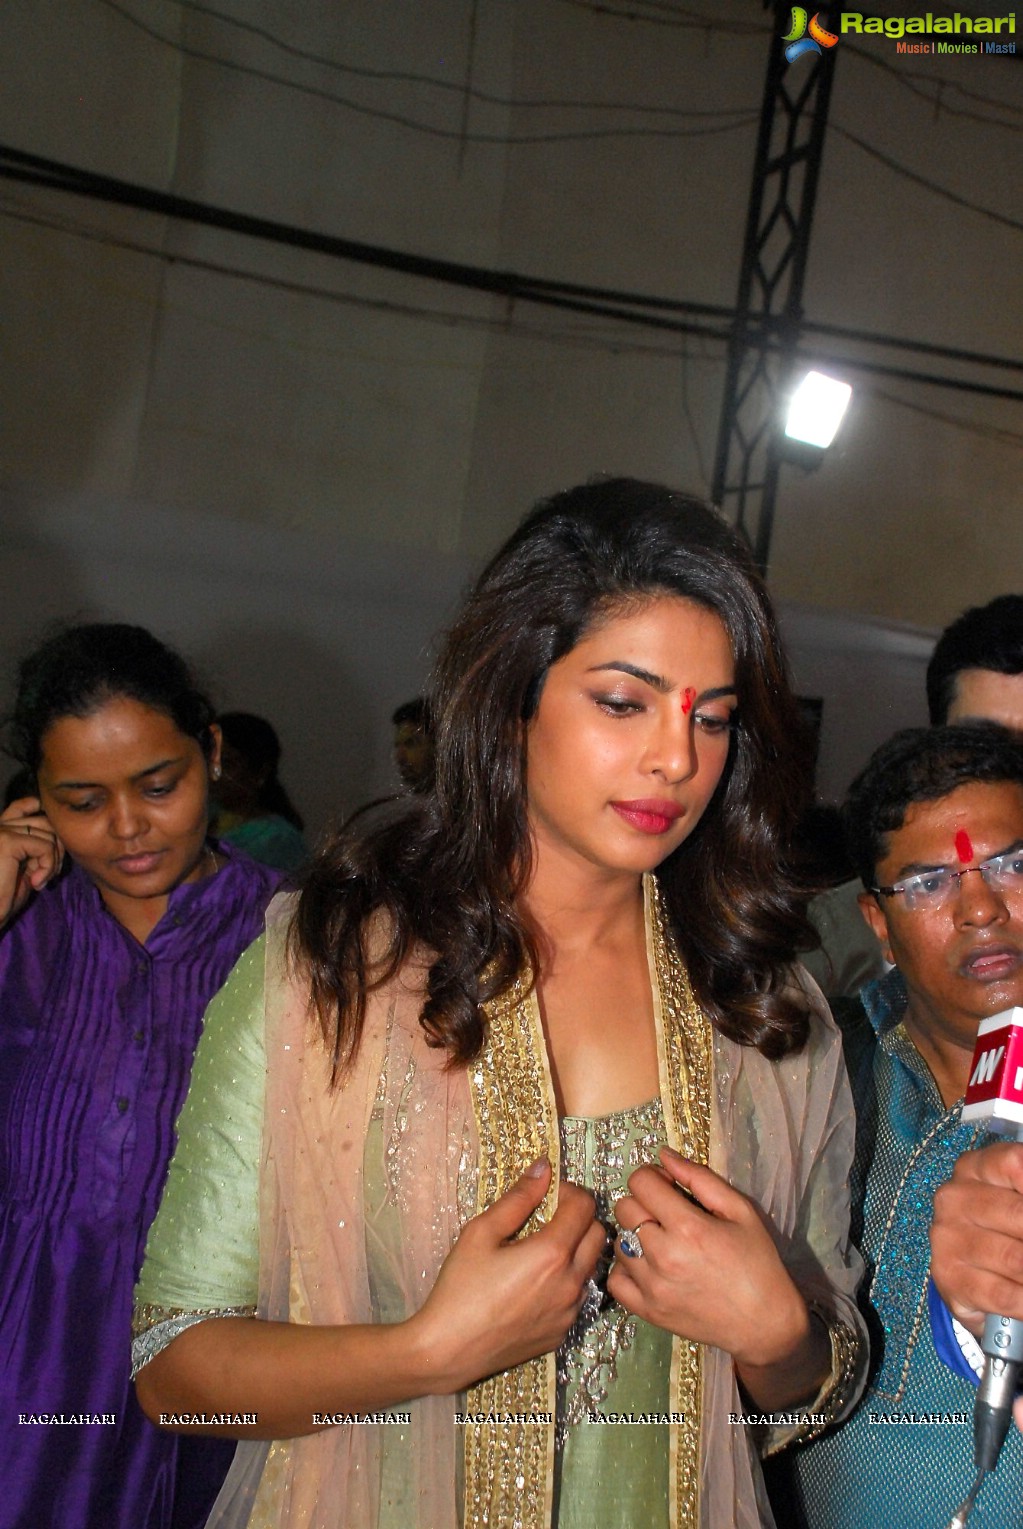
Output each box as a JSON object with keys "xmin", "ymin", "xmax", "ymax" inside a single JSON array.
[
  {"xmin": 680, "ymin": 687, "xmax": 696, "ymax": 716},
  {"xmin": 955, "ymin": 829, "xmax": 973, "ymax": 864}
]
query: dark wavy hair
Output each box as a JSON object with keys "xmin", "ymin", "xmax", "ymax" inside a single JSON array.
[
  {"xmin": 5, "ymin": 622, "xmax": 217, "ymax": 775},
  {"xmin": 845, "ymin": 722, "xmax": 1023, "ymax": 890},
  {"xmin": 927, "ymin": 594, "xmax": 1023, "ymax": 724},
  {"xmin": 391, "ymin": 697, "xmax": 430, "ymax": 730},
  {"xmin": 218, "ymin": 711, "xmax": 305, "ymax": 831},
  {"xmin": 294, "ymin": 478, "xmax": 815, "ymax": 1080}
]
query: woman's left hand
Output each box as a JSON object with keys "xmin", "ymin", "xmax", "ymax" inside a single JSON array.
[{"xmin": 608, "ymin": 1146, "xmax": 810, "ymax": 1371}]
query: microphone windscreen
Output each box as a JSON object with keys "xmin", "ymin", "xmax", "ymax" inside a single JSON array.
[{"xmin": 962, "ymin": 1007, "xmax": 1023, "ymax": 1128}]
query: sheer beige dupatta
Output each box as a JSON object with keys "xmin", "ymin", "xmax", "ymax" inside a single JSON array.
[
  {"xmin": 702, "ymin": 991, "xmax": 867, "ymax": 1526},
  {"xmin": 207, "ymin": 897, "xmax": 478, "ymax": 1529},
  {"xmin": 205, "ymin": 885, "xmax": 863, "ymax": 1529}
]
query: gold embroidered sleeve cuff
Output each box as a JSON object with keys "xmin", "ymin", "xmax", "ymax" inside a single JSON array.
[
  {"xmin": 759, "ymin": 1315, "xmax": 863, "ymax": 1457},
  {"xmin": 130, "ymin": 1302, "xmax": 256, "ymax": 1379}
]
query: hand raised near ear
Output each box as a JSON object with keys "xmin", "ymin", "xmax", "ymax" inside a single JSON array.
[{"xmin": 0, "ymin": 797, "xmax": 64, "ymax": 928}]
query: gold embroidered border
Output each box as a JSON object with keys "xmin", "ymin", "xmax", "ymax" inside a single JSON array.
[
  {"xmin": 762, "ymin": 1317, "xmax": 861, "ymax": 1452},
  {"xmin": 464, "ymin": 882, "xmax": 712, "ymax": 1529},
  {"xmin": 647, "ymin": 877, "xmax": 712, "ymax": 1529},
  {"xmin": 465, "ymin": 973, "xmax": 559, "ymax": 1529}
]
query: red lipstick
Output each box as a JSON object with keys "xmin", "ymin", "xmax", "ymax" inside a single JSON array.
[{"xmin": 610, "ymin": 799, "xmax": 683, "ymax": 835}]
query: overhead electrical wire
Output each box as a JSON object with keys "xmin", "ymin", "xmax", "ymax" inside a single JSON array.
[
  {"xmin": 115, "ymin": 0, "xmax": 1023, "ymax": 139},
  {"xmin": 97, "ymin": 0, "xmax": 1021, "ymax": 240},
  {"xmin": 557, "ymin": 0, "xmax": 1022, "ymax": 128},
  {"xmin": 179, "ymin": 0, "xmax": 1023, "ymax": 132},
  {"xmin": 167, "ymin": 0, "xmax": 757, "ymax": 116},
  {"xmin": 0, "ymin": 196, "xmax": 731, "ymax": 363},
  {"xmin": 10, "ymin": 3, "xmax": 1020, "ymax": 450},
  {"xmin": 830, "ymin": 124, "xmax": 1023, "ymax": 233},
  {"xmin": 869, "ymin": 385, "xmax": 1023, "ymax": 450},
  {"xmin": 558, "ymin": 0, "xmax": 1018, "ymax": 32},
  {"xmin": 97, "ymin": 0, "xmax": 758, "ymax": 144},
  {"xmin": 554, "ymin": 0, "xmax": 764, "ymax": 34},
  {"xmin": 161, "ymin": 0, "xmax": 1020, "ymax": 137},
  {"xmin": 10, "ymin": 194, "xmax": 1009, "ymax": 464},
  {"xmin": 4, "ymin": 140, "xmax": 1017, "ymax": 385},
  {"xmin": 0, "ymin": 144, "xmax": 738, "ymax": 340},
  {"xmin": 846, "ymin": 46, "xmax": 1023, "ymax": 130},
  {"xmin": 1, "ymin": 144, "xmax": 1020, "ymax": 414}
]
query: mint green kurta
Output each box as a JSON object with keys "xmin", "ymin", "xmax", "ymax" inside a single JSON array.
[
  {"xmin": 555, "ymin": 1101, "xmax": 672, "ymax": 1527},
  {"xmin": 137, "ymin": 939, "xmax": 673, "ymax": 1528}
]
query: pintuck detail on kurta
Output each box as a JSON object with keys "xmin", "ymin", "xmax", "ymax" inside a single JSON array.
[{"xmin": 0, "ymin": 847, "xmax": 281, "ymax": 1529}]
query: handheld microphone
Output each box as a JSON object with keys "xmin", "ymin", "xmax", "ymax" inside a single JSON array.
[{"xmin": 948, "ymin": 1006, "xmax": 1023, "ymax": 1527}]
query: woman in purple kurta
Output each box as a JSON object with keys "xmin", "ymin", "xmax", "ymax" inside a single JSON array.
[{"xmin": 0, "ymin": 624, "xmax": 282, "ymax": 1528}]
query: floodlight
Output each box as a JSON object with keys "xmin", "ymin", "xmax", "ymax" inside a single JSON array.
[{"xmin": 784, "ymin": 371, "xmax": 852, "ymax": 449}]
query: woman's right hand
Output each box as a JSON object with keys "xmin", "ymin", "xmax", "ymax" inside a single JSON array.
[
  {"xmin": 408, "ymin": 1158, "xmax": 605, "ymax": 1394},
  {"xmin": 137, "ymin": 1161, "xmax": 604, "ymax": 1438},
  {"xmin": 0, "ymin": 796, "xmax": 64, "ymax": 927}
]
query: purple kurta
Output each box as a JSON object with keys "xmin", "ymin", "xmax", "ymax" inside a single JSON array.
[{"xmin": 0, "ymin": 845, "xmax": 281, "ymax": 1529}]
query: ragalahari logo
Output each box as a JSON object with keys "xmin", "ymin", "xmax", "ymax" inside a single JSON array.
[{"xmin": 783, "ymin": 8, "xmax": 840, "ymax": 64}]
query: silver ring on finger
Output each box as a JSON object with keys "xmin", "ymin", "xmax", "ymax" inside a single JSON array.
[{"xmin": 618, "ymin": 1221, "xmax": 655, "ymax": 1260}]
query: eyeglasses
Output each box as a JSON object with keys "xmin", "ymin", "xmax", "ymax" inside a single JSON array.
[{"xmin": 873, "ymin": 848, "xmax": 1023, "ymax": 913}]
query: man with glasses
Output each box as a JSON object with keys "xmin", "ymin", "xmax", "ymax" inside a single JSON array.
[
  {"xmin": 778, "ymin": 722, "xmax": 1023, "ymax": 1528},
  {"xmin": 801, "ymin": 594, "xmax": 1023, "ymax": 1006}
]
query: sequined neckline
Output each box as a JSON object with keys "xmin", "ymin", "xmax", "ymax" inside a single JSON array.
[{"xmin": 561, "ymin": 1095, "xmax": 660, "ymax": 1128}]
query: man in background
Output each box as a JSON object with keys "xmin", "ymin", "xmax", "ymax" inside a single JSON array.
[
  {"xmin": 928, "ymin": 596, "xmax": 1023, "ymax": 1439},
  {"xmin": 781, "ymin": 723, "xmax": 1023, "ymax": 1529},
  {"xmin": 805, "ymin": 592, "xmax": 1023, "ymax": 999},
  {"xmin": 927, "ymin": 592, "xmax": 1023, "ymax": 730},
  {"xmin": 391, "ymin": 697, "xmax": 434, "ymax": 792}
]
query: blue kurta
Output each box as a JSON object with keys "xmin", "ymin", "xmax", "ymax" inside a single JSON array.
[
  {"xmin": 0, "ymin": 846, "xmax": 281, "ymax": 1529},
  {"xmin": 786, "ymin": 969, "xmax": 1023, "ymax": 1529}
]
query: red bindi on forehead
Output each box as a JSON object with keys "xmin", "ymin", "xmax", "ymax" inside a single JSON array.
[
  {"xmin": 680, "ymin": 687, "xmax": 696, "ymax": 716},
  {"xmin": 954, "ymin": 829, "xmax": 973, "ymax": 864}
]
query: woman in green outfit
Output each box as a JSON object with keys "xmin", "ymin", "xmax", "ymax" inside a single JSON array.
[
  {"xmin": 133, "ymin": 479, "xmax": 866, "ymax": 1529},
  {"xmin": 213, "ymin": 712, "xmax": 309, "ymax": 873}
]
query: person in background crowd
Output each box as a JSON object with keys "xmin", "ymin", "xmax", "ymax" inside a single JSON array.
[
  {"xmin": 803, "ymin": 591, "xmax": 1023, "ymax": 1003},
  {"xmin": 213, "ymin": 711, "xmax": 309, "ymax": 873},
  {"xmin": 797, "ymin": 804, "xmax": 887, "ymax": 1001},
  {"xmin": 927, "ymin": 592, "xmax": 1023, "ymax": 730},
  {"xmin": 391, "ymin": 695, "xmax": 434, "ymax": 792},
  {"xmin": 775, "ymin": 724, "xmax": 1023, "ymax": 1529},
  {"xmin": 132, "ymin": 478, "xmax": 865, "ymax": 1529},
  {"xmin": 926, "ymin": 598, "xmax": 1023, "ymax": 1442},
  {"xmin": 0, "ymin": 624, "xmax": 282, "ymax": 1529}
]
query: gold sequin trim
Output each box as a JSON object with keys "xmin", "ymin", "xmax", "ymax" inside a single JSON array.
[
  {"xmin": 465, "ymin": 972, "xmax": 559, "ymax": 1529},
  {"xmin": 463, "ymin": 878, "xmax": 712, "ymax": 1529},
  {"xmin": 557, "ymin": 1098, "xmax": 664, "ymax": 1442},
  {"xmin": 759, "ymin": 1312, "xmax": 862, "ymax": 1456},
  {"xmin": 794, "ymin": 1318, "xmax": 862, "ymax": 1447},
  {"xmin": 131, "ymin": 1300, "xmax": 255, "ymax": 1341},
  {"xmin": 647, "ymin": 877, "xmax": 712, "ymax": 1529}
]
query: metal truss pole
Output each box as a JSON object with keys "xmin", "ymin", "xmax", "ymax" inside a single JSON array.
[{"xmin": 710, "ymin": 1, "xmax": 838, "ymax": 575}]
